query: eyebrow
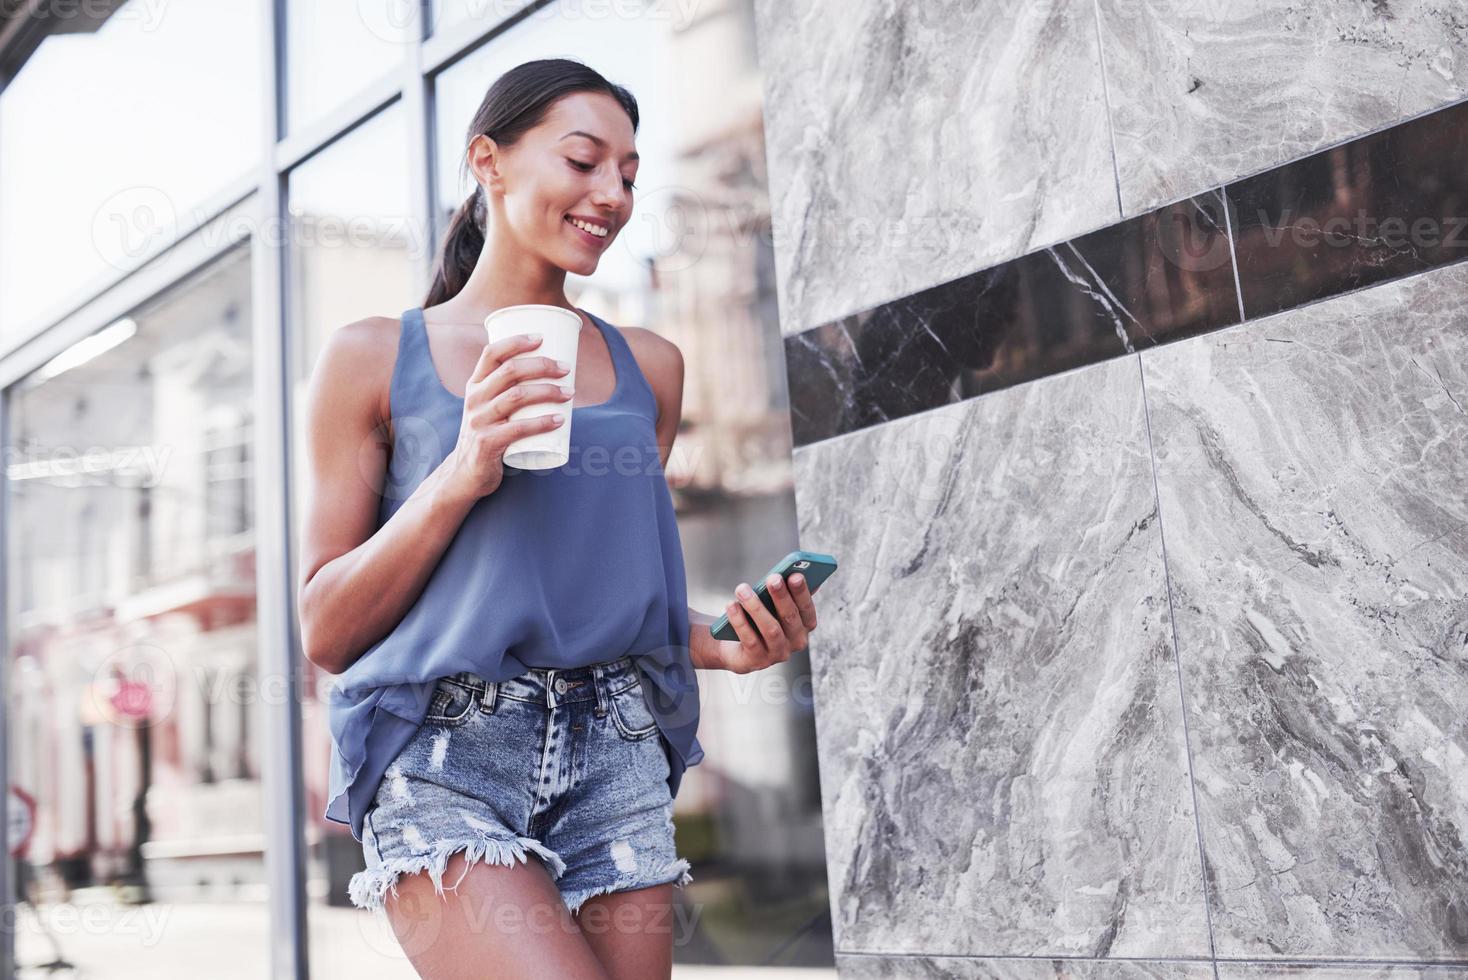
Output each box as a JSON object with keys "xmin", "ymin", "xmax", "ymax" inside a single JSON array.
[{"xmin": 559, "ymin": 130, "xmax": 640, "ymax": 162}]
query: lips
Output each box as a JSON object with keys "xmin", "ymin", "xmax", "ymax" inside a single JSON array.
[{"xmin": 564, "ymin": 214, "xmax": 610, "ymax": 246}]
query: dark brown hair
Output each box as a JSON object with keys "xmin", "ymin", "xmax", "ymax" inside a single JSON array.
[{"xmin": 424, "ymin": 57, "xmax": 640, "ymax": 308}]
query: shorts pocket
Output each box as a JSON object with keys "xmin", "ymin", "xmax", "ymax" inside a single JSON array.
[
  {"xmin": 424, "ymin": 677, "xmax": 479, "ymax": 727},
  {"xmin": 608, "ymin": 679, "xmax": 659, "ymax": 741}
]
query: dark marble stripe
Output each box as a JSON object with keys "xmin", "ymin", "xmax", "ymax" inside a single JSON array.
[
  {"xmin": 787, "ymin": 96, "xmax": 1468, "ymax": 449},
  {"xmin": 1228, "ymin": 97, "xmax": 1468, "ymax": 320},
  {"xmin": 787, "ymin": 191, "xmax": 1240, "ymax": 446}
]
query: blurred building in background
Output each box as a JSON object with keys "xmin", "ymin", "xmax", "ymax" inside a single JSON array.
[{"xmin": 0, "ymin": 1, "xmax": 833, "ymax": 976}]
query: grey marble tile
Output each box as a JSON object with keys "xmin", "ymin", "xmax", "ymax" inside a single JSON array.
[
  {"xmin": 1219, "ymin": 967, "xmax": 1468, "ymax": 980},
  {"xmin": 1097, "ymin": 0, "xmax": 1468, "ymax": 217},
  {"xmin": 753, "ymin": 0, "xmax": 1119, "ymax": 336},
  {"xmin": 793, "ymin": 355, "xmax": 1209, "ymax": 957},
  {"xmin": 1140, "ymin": 261, "xmax": 1468, "ymax": 959},
  {"xmin": 837, "ymin": 953, "xmax": 1217, "ymax": 979}
]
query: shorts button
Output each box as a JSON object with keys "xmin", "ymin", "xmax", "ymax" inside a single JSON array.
[{"xmin": 554, "ymin": 677, "xmax": 568, "ymax": 694}]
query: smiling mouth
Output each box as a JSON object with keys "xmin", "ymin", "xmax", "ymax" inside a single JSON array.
[{"xmin": 564, "ymin": 215, "xmax": 610, "ymax": 244}]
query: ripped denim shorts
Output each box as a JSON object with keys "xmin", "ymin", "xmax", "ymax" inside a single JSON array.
[{"xmin": 347, "ymin": 654, "xmax": 692, "ymax": 917}]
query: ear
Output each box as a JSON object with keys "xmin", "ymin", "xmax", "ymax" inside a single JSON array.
[{"xmin": 467, "ymin": 134, "xmax": 507, "ymax": 194}]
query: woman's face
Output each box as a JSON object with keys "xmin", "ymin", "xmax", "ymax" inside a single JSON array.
[{"xmin": 479, "ymin": 91, "xmax": 639, "ymax": 275}]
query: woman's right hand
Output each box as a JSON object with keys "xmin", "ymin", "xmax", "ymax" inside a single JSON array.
[{"xmin": 445, "ymin": 333, "xmax": 574, "ymax": 501}]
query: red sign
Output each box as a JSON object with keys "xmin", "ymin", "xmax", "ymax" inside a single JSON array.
[{"xmin": 110, "ymin": 679, "xmax": 153, "ymax": 719}]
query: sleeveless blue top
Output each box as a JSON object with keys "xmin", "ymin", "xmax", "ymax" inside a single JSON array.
[{"xmin": 323, "ymin": 306, "xmax": 704, "ymax": 842}]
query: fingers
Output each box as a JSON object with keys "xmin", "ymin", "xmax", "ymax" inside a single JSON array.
[
  {"xmin": 725, "ymin": 583, "xmax": 786, "ymax": 662},
  {"xmin": 785, "ymin": 573, "xmax": 818, "ymax": 631},
  {"xmin": 471, "ymin": 332, "xmax": 537, "ymax": 387},
  {"xmin": 471, "ymin": 334, "xmax": 569, "ymax": 396},
  {"xmin": 764, "ymin": 574, "xmax": 809, "ymax": 647}
]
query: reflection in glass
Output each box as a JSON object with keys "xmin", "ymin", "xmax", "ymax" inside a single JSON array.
[
  {"xmin": 0, "ymin": 0, "xmax": 262, "ymax": 339},
  {"xmin": 285, "ymin": 0, "xmax": 414, "ymax": 134},
  {"xmin": 286, "ymin": 105, "xmax": 420, "ymax": 976},
  {"xmin": 433, "ymin": 0, "xmax": 832, "ymax": 967},
  {"xmin": 431, "ymin": 0, "xmax": 536, "ymax": 38},
  {"xmin": 7, "ymin": 244, "xmax": 266, "ymax": 975}
]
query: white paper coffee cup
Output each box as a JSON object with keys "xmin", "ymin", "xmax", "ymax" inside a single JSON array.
[{"xmin": 483, "ymin": 304, "xmax": 582, "ymax": 470}]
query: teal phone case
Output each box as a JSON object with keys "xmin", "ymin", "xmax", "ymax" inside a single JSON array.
[{"xmin": 710, "ymin": 549, "xmax": 839, "ymax": 642}]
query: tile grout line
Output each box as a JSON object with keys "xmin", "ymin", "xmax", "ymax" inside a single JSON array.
[
  {"xmin": 1135, "ymin": 352, "xmax": 1222, "ymax": 976},
  {"xmin": 834, "ymin": 948, "xmax": 1468, "ymax": 968},
  {"xmin": 1091, "ymin": 0, "xmax": 1126, "ymax": 222},
  {"xmin": 783, "ymin": 91, "xmax": 1468, "ymax": 355},
  {"xmin": 1219, "ymin": 186, "xmax": 1248, "ymax": 324}
]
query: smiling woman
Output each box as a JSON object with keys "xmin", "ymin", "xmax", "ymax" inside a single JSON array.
[
  {"xmin": 299, "ymin": 57, "xmax": 706, "ymax": 980},
  {"xmin": 425, "ymin": 61, "xmax": 642, "ymax": 308}
]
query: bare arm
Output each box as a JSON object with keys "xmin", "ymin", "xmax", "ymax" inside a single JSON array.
[{"xmin": 296, "ymin": 318, "xmax": 476, "ymax": 675}]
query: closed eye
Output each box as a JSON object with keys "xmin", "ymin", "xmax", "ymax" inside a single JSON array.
[{"xmin": 568, "ymin": 158, "xmax": 636, "ymax": 191}]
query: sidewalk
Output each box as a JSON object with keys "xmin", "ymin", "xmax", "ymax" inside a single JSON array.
[{"xmin": 13, "ymin": 896, "xmax": 836, "ymax": 979}]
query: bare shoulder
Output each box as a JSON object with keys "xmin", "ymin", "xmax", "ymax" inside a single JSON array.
[
  {"xmin": 622, "ymin": 326, "xmax": 684, "ymax": 424},
  {"xmin": 312, "ymin": 314, "xmax": 403, "ymax": 433},
  {"xmin": 622, "ymin": 326, "xmax": 683, "ymax": 381}
]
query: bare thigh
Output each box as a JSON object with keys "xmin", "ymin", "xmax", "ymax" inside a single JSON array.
[
  {"xmin": 380, "ymin": 850, "xmax": 610, "ymax": 980},
  {"xmin": 575, "ymin": 882, "xmax": 677, "ymax": 980}
]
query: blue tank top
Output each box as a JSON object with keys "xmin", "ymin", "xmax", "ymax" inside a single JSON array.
[{"xmin": 323, "ymin": 305, "xmax": 705, "ymax": 842}]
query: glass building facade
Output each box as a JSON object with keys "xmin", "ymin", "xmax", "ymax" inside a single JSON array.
[{"xmin": 0, "ymin": 1, "xmax": 832, "ymax": 975}]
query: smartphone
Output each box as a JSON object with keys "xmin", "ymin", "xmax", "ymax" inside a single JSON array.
[{"xmin": 710, "ymin": 549, "xmax": 839, "ymax": 642}]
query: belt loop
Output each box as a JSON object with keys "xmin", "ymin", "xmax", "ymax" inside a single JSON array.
[
  {"xmin": 592, "ymin": 663, "xmax": 609, "ymax": 718},
  {"xmin": 546, "ymin": 668, "xmax": 558, "ymax": 710},
  {"xmin": 482, "ymin": 679, "xmax": 498, "ymax": 714}
]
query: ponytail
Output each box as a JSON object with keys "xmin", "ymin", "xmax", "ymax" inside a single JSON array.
[{"xmin": 424, "ymin": 188, "xmax": 487, "ymax": 309}]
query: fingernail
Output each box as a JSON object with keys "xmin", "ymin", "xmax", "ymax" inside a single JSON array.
[
  {"xmin": 791, "ymin": 574, "xmax": 804, "ymax": 586},
  {"xmin": 767, "ymin": 575, "xmax": 782, "ymax": 589},
  {"xmin": 737, "ymin": 584, "xmax": 753, "ymax": 598}
]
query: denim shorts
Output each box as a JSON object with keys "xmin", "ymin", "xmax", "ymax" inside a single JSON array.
[{"xmin": 347, "ymin": 655, "xmax": 692, "ymax": 916}]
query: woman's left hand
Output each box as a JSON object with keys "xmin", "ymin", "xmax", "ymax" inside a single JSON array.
[{"xmin": 706, "ymin": 573, "xmax": 819, "ymax": 674}]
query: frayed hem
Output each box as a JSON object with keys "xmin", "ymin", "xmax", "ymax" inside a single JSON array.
[
  {"xmin": 348, "ymin": 833, "xmax": 567, "ymax": 913},
  {"xmin": 564, "ymin": 857, "xmax": 694, "ymax": 916}
]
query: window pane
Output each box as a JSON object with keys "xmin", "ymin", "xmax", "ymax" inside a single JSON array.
[
  {"xmin": 285, "ymin": 106, "xmax": 422, "ymax": 973},
  {"xmin": 430, "ymin": 0, "xmax": 535, "ymax": 37},
  {"xmin": 0, "ymin": 0, "xmax": 263, "ymax": 342},
  {"xmin": 7, "ymin": 243, "xmax": 268, "ymax": 976},
  {"xmin": 285, "ymin": 1, "xmax": 414, "ymax": 133},
  {"xmin": 432, "ymin": 1, "xmax": 833, "ymax": 967},
  {"xmin": 286, "ymin": 106, "xmax": 417, "ymax": 373}
]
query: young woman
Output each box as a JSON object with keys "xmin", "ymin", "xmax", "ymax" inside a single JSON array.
[{"xmin": 297, "ymin": 58, "xmax": 821, "ymax": 979}]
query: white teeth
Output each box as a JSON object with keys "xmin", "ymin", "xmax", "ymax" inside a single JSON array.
[{"xmin": 567, "ymin": 216, "xmax": 608, "ymax": 237}]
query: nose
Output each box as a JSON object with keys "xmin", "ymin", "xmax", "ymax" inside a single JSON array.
[{"xmin": 589, "ymin": 172, "xmax": 627, "ymax": 212}]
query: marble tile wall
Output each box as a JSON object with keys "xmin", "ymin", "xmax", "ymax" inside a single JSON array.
[
  {"xmin": 782, "ymin": 97, "xmax": 1467, "ymax": 449},
  {"xmin": 752, "ymin": 0, "xmax": 1468, "ymax": 975},
  {"xmin": 756, "ymin": 0, "xmax": 1468, "ymax": 336},
  {"xmin": 835, "ymin": 957, "xmax": 1468, "ymax": 979},
  {"xmin": 753, "ymin": 0, "xmax": 1118, "ymax": 335},
  {"xmin": 794, "ymin": 354, "xmax": 1210, "ymax": 959},
  {"xmin": 1097, "ymin": 0, "xmax": 1468, "ymax": 218},
  {"xmin": 790, "ymin": 250, "xmax": 1468, "ymax": 973},
  {"xmin": 1140, "ymin": 261, "xmax": 1468, "ymax": 961}
]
